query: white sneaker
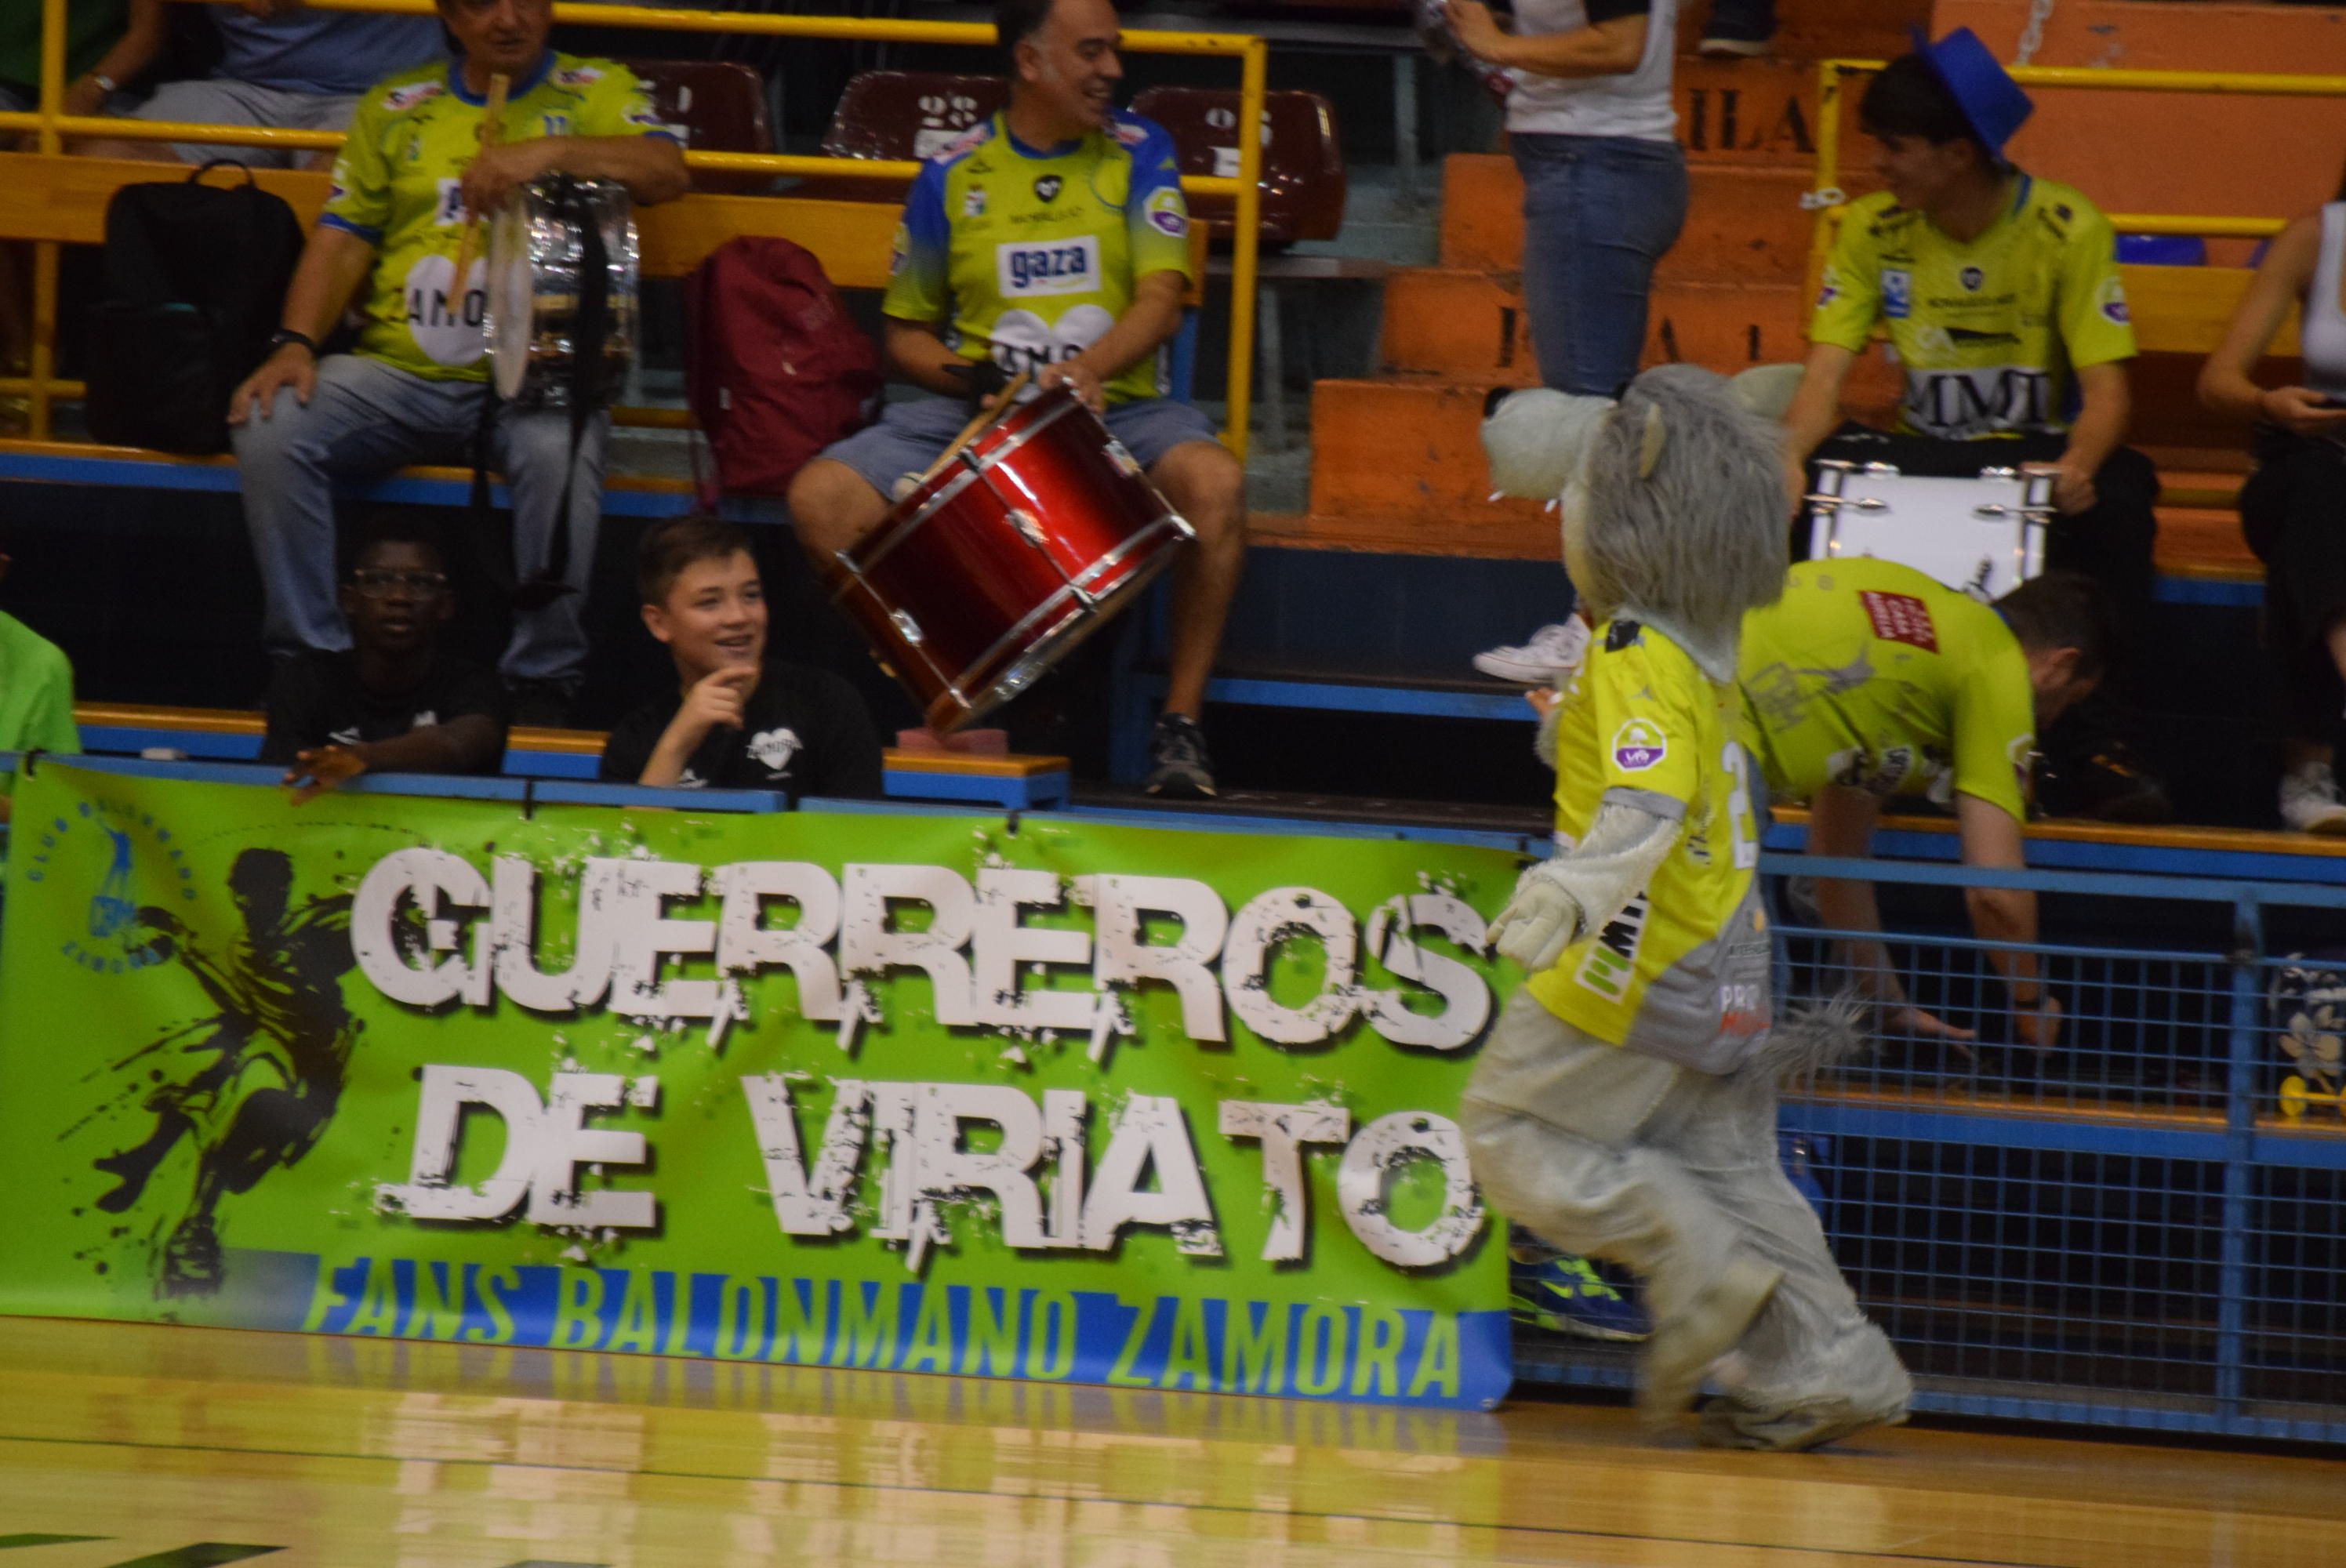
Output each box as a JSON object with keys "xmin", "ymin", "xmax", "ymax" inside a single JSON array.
[
  {"xmin": 2279, "ymin": 760, "xmax": 2346, "ymax": 834},
  {"xmin": 1473, "ymin": 619, "xmax": 1590, "ymax": 685}
]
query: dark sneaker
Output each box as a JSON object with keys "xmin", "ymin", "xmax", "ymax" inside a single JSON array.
[
  {"xmin": 2034, "ymin": 744, "xmax": 2174, "ymax": 824},
  {"xmin": 506, "ymin": 677, "xmax": 582, "ymax": 729},
  {"xmin": 1509, "ymin": 1247, "xmax": 1651, "ymax": 1342},
  {"xmin": 1144, "ymin": 713, "xmax": 1216, "ymax": 799}
]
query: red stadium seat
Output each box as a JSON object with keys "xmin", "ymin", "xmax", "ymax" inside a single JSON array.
[
  {"xmin": 1128, "ymin": 86, "xmax": 1346, "ymax": 247},
  {"xmin": 616, "ymin": 58, "xmax": 775, "ymax": 195},
  {"xmin": 820, "ymin": 71, "xmax": 1010, "ymax": 164}
]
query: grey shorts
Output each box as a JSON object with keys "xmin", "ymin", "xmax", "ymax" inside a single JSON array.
[
  {"xmin": 135, "ymin": 78, "xmax": 361, "ymax": 167},
  {"xmin": 818, "ymin": 394, "xmax": 1220, "ymax": 502}
]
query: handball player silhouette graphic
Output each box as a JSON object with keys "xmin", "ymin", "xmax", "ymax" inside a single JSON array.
[
  {"xmin": 91, "ymin": 848, "xmax": 359, "ymax": 1296},
  {"xmin": 89, "ymin": 826, "xmax": 136, "ymax": 940}
]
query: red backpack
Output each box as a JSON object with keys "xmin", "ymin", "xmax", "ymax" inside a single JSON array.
[{"xmin": 683, "ymin": 237, "xmax": 883, "ymax": 503}]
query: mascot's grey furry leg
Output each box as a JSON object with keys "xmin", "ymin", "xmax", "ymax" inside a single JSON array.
[{"xmin": 1469, "ymin": 365, "xmax": 1910, "ymax": 1450}]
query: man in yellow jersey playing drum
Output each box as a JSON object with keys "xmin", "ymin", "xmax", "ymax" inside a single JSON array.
[
  {"xmin": 1778, "ymin": 29, "xmax": 2166, "ymax": 823},
  {"xmin": 1461, "ymin": 366, "xmax": 1911, "ymax": 1451},
  {"xmin": 788, "ymin": 0, "xmax": 1247, "ymax": 800},
  {"xmin": 229, "ymin": 0, "xmax": 688, "ymax": 725}
]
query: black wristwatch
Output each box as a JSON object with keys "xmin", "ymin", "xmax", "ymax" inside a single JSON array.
[{"xmin": 268, "ymin": 328, "xmax": 319, "ymax": 358}]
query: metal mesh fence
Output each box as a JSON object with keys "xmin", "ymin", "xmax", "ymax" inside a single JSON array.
[{"xmin": 1513, "ymin": 862, "xmax": 2346, "ymax": 1444}]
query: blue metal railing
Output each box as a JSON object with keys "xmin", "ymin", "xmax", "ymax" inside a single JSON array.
[{"xmin": 1517, "ymin": 849, "xmax": 2346, "ymax": 1445}]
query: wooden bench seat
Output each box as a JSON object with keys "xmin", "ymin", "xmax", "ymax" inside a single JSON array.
[{"xmin": 0, "ymin": 152, "xmax": 1204, "ymax": 499}]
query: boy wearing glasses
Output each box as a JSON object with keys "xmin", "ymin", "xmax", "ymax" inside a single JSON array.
[{"xmin": 261, "ymin": 516, "xmax": 509, "ymax": 801}]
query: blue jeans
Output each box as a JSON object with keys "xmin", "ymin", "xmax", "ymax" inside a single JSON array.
[
  {"xmin": 1510, "ymin": 134, "xmax": 1689, "ymax": 396},
  {"xmin": 231, "ymin": 354, "xmax": 608, "ymax": 682}
]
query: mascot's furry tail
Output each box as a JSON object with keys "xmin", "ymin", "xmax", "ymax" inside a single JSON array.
[{"xmin": 1744, "ymin": 988, "xmax": 1878, "ymax": 1086}]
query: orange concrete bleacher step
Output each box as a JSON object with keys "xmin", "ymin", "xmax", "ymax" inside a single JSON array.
[
  {"xmin": 1672, "ymin": 0, "xmax": 1928, "ymax": 62},
  {"xmin": 1673, "ymin": 57, "xmax": 1831, "ymax": 167},
  {"xmin": 1377, "ymin": 273, "xmax": 1901, "ymax": 413},
  {"xmin": 1937, "ymin": 0, "xmax": 2346, "ymax": 266},
  {"xmin": 1436, "ymin": 154, "xmax": 1837, "ymax": 282},
  {"xmin": 1305, "ymin": 378, "xmax": 1554, "ymax": 556},
  {"xmin": 2153, "ymin": 505, "xmax": 2257, "ymax": 582}
]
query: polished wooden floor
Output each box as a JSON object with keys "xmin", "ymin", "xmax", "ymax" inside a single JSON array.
[{"xmin": 0, "ymin": 1318, "xmax": 2333, "ymax": 1567}]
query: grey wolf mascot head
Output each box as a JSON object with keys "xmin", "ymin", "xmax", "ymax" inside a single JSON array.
[{"xmin": 1484, "ymin": 364, "xmax": 1799, "ymax": 678}]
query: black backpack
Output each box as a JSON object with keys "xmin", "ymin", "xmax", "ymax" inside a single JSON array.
[{"xmin": 85, "ymin": 160, "xmax": 305, "ymax": 455}]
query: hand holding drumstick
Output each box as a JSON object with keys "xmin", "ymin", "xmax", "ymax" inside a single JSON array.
[{"xmin": 448, "ymin": 72, "xmax": 510, "ymax": 289}]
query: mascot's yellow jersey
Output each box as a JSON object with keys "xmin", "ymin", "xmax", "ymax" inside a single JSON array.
[
  {"xmin": 1527, "ymin": 619, "xmax": 1773, "ymax": 1073},
  {"xmin": 321, "ymin": 53, "xmax": 677, "ymax": 383},
  {"xmin": 1738, "ymin": 560, "xmax": 2036, "ymax": 823},
  {"xmin": 1808, "ymin": 175, "xmax": 2136, "ymax": 441},
  {"xmin": 884, "ymin": 109, "xmax": 1193, "ymax": 406}
]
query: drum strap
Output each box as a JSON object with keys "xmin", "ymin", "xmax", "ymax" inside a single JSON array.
[{"xmin": 469, "ymin": 176, "xmax": 617, "ymax": 612}]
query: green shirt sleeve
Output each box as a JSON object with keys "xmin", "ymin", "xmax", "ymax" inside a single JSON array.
[
  {"xmin": 1125, "ymin": 120, "xmax": 1193, "ymax": 285},
  {"xmin": 1585, "ymin": 636, "xmax": 1704, "ymax": 818},
  {"xmin": 321, "ymin": 89, "xmax": 394, "ymax": 243},
  {"xmin": 579, "ymin": 62, "xmax": 681, "ymax": 142},
  {"xmin": 1949, "ymin": 642, "xmax": 2033, "ymax": 822},
  {"xmin": 2056, "ymin": 203, "xmax": 2138, "ymax": 369},
  {"xmin": 0, "ymin": 635, "xmax": 80, "ymax": 804},
  {"xmin": 1808, "ymin": 206, "xmax": 1883, "ymax": 354}
]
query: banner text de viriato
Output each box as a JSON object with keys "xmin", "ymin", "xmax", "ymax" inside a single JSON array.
[{"xmin": 355, "ymin": 848, "xmax": 1497, "ymax": 1276}]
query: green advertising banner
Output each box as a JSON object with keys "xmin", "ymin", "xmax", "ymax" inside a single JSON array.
[{"xmin": 0, "ymin": 763, "xmax": 1521, "ymax": 1407}]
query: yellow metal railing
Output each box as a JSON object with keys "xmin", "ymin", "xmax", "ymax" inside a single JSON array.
[
  {"xmin": 2, "ymin": 0, "xmax": 1269, "ymax": 456},
  {"xmin": 1807, "ymin": 58, "xmax": 2346, "ymax": 283}
]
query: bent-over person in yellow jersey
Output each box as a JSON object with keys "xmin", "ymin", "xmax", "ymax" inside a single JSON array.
[
  {"xmin": 789, "ymin": 0, "xmax": 1247, "ymax": 802},
  {"xmin": 1774, "ymin": 34, "xmax": 2166, "ymax": 824},
  {"xmin": 1458, "ymin": 366, "xmax": 1912, "ymax": 1452},
  {"xmin": 1740, "ymin": 560, "xmax": 2112, "ymax": 1051},
  {"xmin": 226, "ymin": 0, "xmax": 688, "ymax": 726}
]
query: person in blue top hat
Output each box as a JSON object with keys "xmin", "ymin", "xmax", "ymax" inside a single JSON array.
[{"xmin": 1775, "ymin": 27, "xmax": 2169, "ymax": 826}]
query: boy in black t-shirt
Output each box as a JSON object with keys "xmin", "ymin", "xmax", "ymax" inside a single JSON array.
[
  {"xmin": 598, "ymin": 515, "xmax": 883, "ymax": 799},
  {"xmin": 262, "ymin": 517, "xmax": 509, "ymax": 803}
]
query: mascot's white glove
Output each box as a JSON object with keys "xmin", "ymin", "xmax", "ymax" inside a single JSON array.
[
  {"xmin": 1486, "ymin": 858, "xmax": 1591, "ymax": 972},
  {"xmin": 1487, "ymin": 801, "xmax": 1682, "ymax": 973}
]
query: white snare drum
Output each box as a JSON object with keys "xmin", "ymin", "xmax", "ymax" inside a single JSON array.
[
  {"xmin": 1805, "ymin": 461, "xmax": 2050, "ymax": 601},
  {"xmin": 485, "ymin": 176, "xmax": 638, "ymax": 408}
]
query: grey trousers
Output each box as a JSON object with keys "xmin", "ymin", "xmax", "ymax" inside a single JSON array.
[
  {"xmin": 232, "ymin": 354, "xmax": 608, "ymax": 682},
  {"xmin": 1462, "ymin": 989, "xmax": 1910, "ymax": 1444}
]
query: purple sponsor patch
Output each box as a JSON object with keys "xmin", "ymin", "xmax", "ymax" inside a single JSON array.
[
  {"xmin": 1611, "ymin": 719, "xmax": 1667, "ymax": 771},
  {"xmin": 1149, "ymin": 209, "xmax": 1187, "ymax": 237}
]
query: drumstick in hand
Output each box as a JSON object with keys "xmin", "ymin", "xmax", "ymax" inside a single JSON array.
[
  {"xmin": 917, "ymin": 369, "xmax": 1032, "ymax": 486},
  {"xmin": 448, "ymin": 71, "xmax": 510, "ymax": 294}
]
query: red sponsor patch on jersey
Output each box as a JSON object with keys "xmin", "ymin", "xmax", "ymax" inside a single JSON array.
[{"xmin": 1859, "ymin": 590, "xmax": 1939, "ymax": 652}]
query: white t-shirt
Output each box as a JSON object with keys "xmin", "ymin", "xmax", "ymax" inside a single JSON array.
[{"xmin": 1505, "ymin": 0, "xmax": 1679, "ymax": 143}]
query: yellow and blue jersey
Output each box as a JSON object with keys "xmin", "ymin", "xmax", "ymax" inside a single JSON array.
[
  {"xmin": 884, "ymin": 109, "xmax": 1193, "ymax": 406},
  {"xmin": 1809, "ymin": 175, "xmax": 2136, "ymax": 441},
  {"xmin": 321, "ymin": 53, "xmax": 677, "ymax": 383},
  {"xmin": 1738, "ymin": 559, "xmax": 2037, "ymax": 823},
  {"xmin": 1527, "ymin": 620, "xmax": 1773, "ymax": 1071}
]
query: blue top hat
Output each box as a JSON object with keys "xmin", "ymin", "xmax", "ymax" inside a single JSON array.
[{"xmin": 1910, "ymin": 25, "xmax": 2033, "ymax": 156}]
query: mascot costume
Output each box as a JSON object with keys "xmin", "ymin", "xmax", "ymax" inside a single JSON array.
[{"xmin": 1462, "ymin": 365, "xmax": 1913, "ymax": 1451}]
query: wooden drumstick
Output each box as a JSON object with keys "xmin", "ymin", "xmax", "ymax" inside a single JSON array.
[
  {"xmin": 448, "ymin": 71, "xmax": 510, "ymax": 293},
  {"xmin": 915, "ymin": 369, "xmax": 1032, "ymax": 487}
]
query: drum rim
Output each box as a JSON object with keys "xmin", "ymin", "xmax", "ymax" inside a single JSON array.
[{"xmin": 845, "ymin": 391, "xmax": 1092, "ymax": 580}]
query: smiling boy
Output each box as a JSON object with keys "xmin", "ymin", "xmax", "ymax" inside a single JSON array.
[{"xmin": 598, "ymin": 516, "xmax": 883, "ymax": 798}]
